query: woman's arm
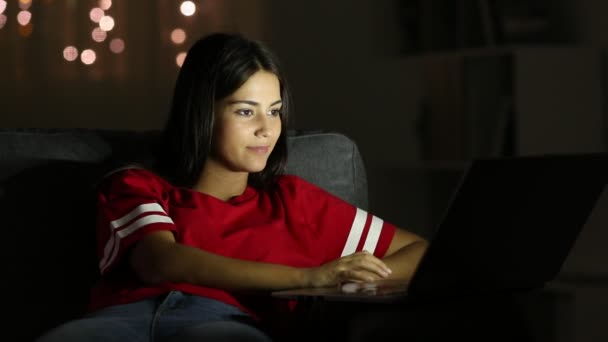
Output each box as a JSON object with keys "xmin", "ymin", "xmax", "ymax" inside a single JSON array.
[
  {"xmin": 381, "ymin": 228, "xmax": 429, "ymax": 282},
  {"xmin": 130, "ymin": 230, "xmax": 392, "ymax": 291}
]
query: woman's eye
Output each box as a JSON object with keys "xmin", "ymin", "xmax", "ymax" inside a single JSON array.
[
  {"xmin": 237, "ymin": 109, "xmax": 253, "ymax": 116},
  {"xmin": 269, "ymin": 109, "xmax": 282, "ymax": 117}
]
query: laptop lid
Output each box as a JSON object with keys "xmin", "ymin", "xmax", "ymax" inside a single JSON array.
[{"xmin": 407, "ymin": 153, "xmax": 608, "ymax": 298}]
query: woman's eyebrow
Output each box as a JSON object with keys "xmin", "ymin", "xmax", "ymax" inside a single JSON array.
[{"xmin": 227, "ymin": 99, "xmax": 283, "ymax": 106}]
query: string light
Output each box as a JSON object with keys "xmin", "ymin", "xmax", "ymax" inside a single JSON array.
[
  {"xmin": 98, "ymin": 0, "xmax": 111, "ymax": 11},
  {"xmin": 80, "ymin": 49, "xmax": 96, "ymax": 65},
  {"xmin": 91, "ymin": 27, "xmax": 107, "ymax": 42},
  {"xmin": 176, "ymin": 52, "xmax": 187, "ymax": 67},
  {"xmin": 89, "ymin": 7, "xmax": 104, "ymax": 23},
  {"xmin": 99, "ymin": 15, "xmax": 114, "ymax": 31},
  {"xmin": 109, "ymin": 38, "xmax": 125, "ymax": 54},
  {"xmin": 18, "ymin": 0, "xmax": 31, "ymax": 10},
  {"xmin": 171, "ymin": 28, "xmax": 186, "ymax": 44},
  {"xmin": 4, "ymin": 1, "xmax": 210, "ymax": 73},
  {"xmin": 64, "ymin": 3, "xmax": 123, "ymax": 63},
  {"xmin": 17, "ymin": 10, "xmax": 31, "ymax": 26},
  {"xmin": 180, "ymin": 1, "xmax": 195, "ymax": 16},
  {"xmin": 63, "ymin": 46, "xmax": 79, "ymax": 62}
]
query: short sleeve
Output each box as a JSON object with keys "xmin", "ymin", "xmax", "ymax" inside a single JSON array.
[
  {"xmin": 95, "ymin": 168, "xmax": 176, "ymax": 275},
  {"xmin": 282, "ymin": 176, "xmax": 396, "ymax": 263}
]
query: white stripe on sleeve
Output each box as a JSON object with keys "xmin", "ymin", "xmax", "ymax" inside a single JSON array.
[
  {"xmin": 99, "ymin": 211, "xmax": 173, "ymax": 272},
  {"xmin": 100, "ymin": 203, "xmax": 168, "ymax": 270},
  {"xmin": 116, "ymin": 214, "xmax": 174, "ymax": 239},
  {"xmin": 100, "ymin": 214, "xmax": 174, "ymax": 273},
  {"xmin": 362, "ymin": 215, "xmax": 383, "ymax": 254},
  {"xmin": 341, "ymin": 208, "xmax": 368, "ymax": 257},
  {"xmin": 110, "ymin": 203, "xmax": 166, "ymax": 229}
]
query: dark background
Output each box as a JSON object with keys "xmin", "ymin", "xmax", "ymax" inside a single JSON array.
[{"xmin": 1, "ymin": 1, "xmax": 607, "ymax": 341}]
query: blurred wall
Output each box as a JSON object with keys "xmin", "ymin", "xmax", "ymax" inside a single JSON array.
[{"xmin": 263, "ymin": 0, "xmax": 423, "ymax": 168}]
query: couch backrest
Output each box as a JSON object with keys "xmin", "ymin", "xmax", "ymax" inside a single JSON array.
[{"xmin": 0, "ymin": 128, "xmax": 368, "ymax": 341}]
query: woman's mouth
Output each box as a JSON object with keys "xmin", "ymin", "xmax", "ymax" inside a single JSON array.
[{"xmin": 247, "ymin": 146, "xmax": 270, "ymax": 154}]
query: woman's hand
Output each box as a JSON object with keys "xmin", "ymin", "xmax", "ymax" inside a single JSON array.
[{"xmin": 305, "ymin": 251, "xmax": 392, "ymax": 288}]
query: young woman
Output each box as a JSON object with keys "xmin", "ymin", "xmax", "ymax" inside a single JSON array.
[{"xmin": 36, "ymin": 32, "xmax": 428, "ymax": 342}]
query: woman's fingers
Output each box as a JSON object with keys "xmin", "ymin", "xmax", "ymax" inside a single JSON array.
[
  {"xmin": 310, "ymin": 250, "xmax": 394, "ymax": 288},
  {"xmin": 338, "ymin": 251, "xmax": 392, "ymax": 281},
  {"xmin": 348, "ymin": 251, "xmax": 392, "ymax": 276},
  {"xmin": 340, "ymin": 269, "xmax": 384, "ymax": 283}
]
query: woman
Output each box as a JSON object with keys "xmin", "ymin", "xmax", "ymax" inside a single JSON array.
[{"xmin": 36, "ymin": 32, "xmax": 428, "ymax": 342}]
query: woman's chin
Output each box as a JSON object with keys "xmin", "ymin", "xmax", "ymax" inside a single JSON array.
[{"xmin": 240, "ymin": 162, "xmax": 268, "ymax": 174}]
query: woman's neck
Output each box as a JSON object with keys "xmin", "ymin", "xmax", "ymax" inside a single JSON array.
[{"xmin": 193, "ymin": 163, "xmax": 249, "ymax": 202}]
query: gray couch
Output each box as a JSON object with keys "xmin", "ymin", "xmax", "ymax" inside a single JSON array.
[{"xmin": 0, "ymin": 128, "xmax": 369, "ymax": 342}]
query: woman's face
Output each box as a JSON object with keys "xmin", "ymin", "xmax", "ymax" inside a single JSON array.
[{"xmin": 210, "ymin": 70, "xmax": 282, "ymax": 174}]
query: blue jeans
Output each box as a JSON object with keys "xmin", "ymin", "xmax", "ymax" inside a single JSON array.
[{"xmin": 35, "ymin": 291, "xmax": 273, "ymax": 342}]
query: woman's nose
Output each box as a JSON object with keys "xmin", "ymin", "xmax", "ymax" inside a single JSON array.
[{"xmin": 255, "ymin": 114, "xmax": 272, "ymax": 137}]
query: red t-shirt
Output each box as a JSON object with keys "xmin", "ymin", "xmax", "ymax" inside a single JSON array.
[{"xmin": 89, "ymin": 168, "xmax": 396, "ymax": 318}]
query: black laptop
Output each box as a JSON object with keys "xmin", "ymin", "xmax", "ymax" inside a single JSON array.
[{"xmin": 272, "ymin": 153, "xmax": 608, "ymax": 303}]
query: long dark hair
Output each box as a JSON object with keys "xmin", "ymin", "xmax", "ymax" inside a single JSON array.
[{"xmin": 156, "ymin": 32, "xmax": 292, "ymax": 190}]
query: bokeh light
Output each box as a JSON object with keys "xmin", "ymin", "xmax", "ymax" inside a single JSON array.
[
  {"xmin": 176, "ymin": 52, "xmax": 187, "ymax": 67},
  {"xmin": 18, "ymin": 0, "xmax": 31, "ymax": 10},
  {"xmin": 170, "ymin": 28, "xmax": 186, "ymax": 44},
  {"xmin": 180, "ymin": 1, "xmax": 196, "ymax": 16},
  {"xmin": 17, "ymin": 22, "xmax": 32, "ymax": 37},
  {"xmin": 0, "ymin": 1, "xmax": 7, "ymax": 15},
  {"xmin": 98, "ymin": 0, "xmax": 112, "ymax": 11},
  {"xmin": 0, "ymin": 14, "xmax": 6, "ymax": 29},
  {"xmin": 63, "ymin": 46, "xmax": 79, "ymax": 62},
  {"xmin": 109, "ymin": 38, "xmax": 125, "ymax": 54},
  {"xmin": 89, "ymin": 8, "xmax": 104, "ymax": 23},
  {"xmin": 92, "ymin": 27, "xmax": 107, "ymax": 42},
  {"xmin": 80, "ymin": 49, "xmax": 97, "ymax": 65},
  {"xmin": 17, "ymin": 10, "xmax": 31, "ymax": 26},
  {"xmin": 99, "ymin": 15, "xmax": 114, "ymax": 31}
]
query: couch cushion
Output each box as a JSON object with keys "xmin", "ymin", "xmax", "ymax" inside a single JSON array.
[
  {"xmin": 0, "ymin": 129, "xmax": 111, "ymax": 161},
  {"xmin": 286, "ymin": 132, "xmax": 368, "ymax": 210},
  {"xmin": 0, "ymin": 129, "xmax": 112, "ymax": 181}
]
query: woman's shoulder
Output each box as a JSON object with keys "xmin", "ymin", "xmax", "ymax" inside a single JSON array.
[
  {"xmin": 98, "ymin": 164, "xmax": 174, "ymax": 194},
  {"xmin": 276, "ymin": 174, "xmax": 351, "ymax": 206},
  {"xmin": 276, "ymin": 174, "xmax": 325, "ymax": 194},
  {"xmin": 277, "ymin": 174, "xmax": 311, "ymax": 187}
]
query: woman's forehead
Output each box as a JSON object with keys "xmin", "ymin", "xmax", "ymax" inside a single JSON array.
[{"xmin": 226, "ymin": 71, "xmax": 281, "ymax": 103}]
